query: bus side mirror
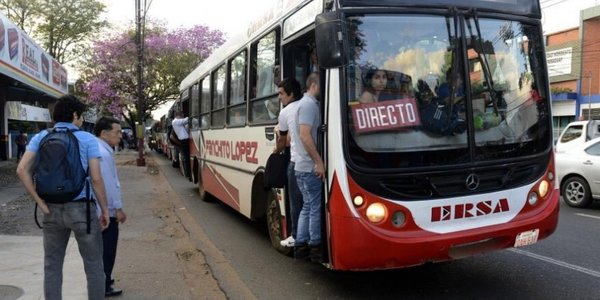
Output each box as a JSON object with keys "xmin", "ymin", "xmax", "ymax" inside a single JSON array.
[{"xmin": 315, "ymin": 12, "xmax": 345, "ymax": 68}]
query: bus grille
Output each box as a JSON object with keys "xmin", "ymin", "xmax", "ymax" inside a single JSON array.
[{"xmin": 353, "ymin": 158, "xmax": 547, "ymax": 200}]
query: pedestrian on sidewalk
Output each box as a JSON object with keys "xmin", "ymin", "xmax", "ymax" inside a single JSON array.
[
  {"xmin": 94, "ymin": 117, "xmax": 127, "ymax": 297},
  {"xmin": 16, "ymin": 95, "xmax": 110, "ymax": 300},
  {"xmin": 15, "ymin": 130, "xmax": 28, "ymax": 161}
]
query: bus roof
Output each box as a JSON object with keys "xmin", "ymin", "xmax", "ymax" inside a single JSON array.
[
  {"xmin": 180, "ymin": 0, "xmax": 540, "ymax": 91},
  {"xmin": 340, "ymin": 0, "xmax": 541, "ymax": 18}
]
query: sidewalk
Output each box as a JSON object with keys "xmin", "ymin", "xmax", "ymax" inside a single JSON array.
[{"xmin": 0, "ymin": 150, "xmax": 227, "ymax": 299}]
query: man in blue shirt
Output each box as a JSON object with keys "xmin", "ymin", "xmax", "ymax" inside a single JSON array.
[
  {"xmin": 94, "ymin": 116, "xmax": 127, "ymax": 297},
  {"xmin": 293, "ymin": 73, "xmax": 325, "ymax": 263},
  {"xmin": 16, "ymin": 95, "xmax": 109, "ymax": 300}
]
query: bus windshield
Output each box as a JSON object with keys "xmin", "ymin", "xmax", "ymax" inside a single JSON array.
[{"xmin": 344, "ymin": 14, "xmax": 551, "ymax": 169}]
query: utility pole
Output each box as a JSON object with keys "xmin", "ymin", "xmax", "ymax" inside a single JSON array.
[
  {"xmin": 586, "ymin": 71, "xmax": 592, "ymax": 120},
  {"xmin": 135, "ymin": 0, "xmax": 145, "ymax": 166}
]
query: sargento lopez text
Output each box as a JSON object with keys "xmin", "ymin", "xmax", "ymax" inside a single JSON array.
[{"xmin": 204, "ymin": 140, "xmax": 259, "ymax": 164}]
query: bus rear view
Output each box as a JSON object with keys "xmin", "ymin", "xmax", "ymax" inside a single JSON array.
[{"xmin": 316, "ymin": 0, "xmax": 558, "ymax": 270}]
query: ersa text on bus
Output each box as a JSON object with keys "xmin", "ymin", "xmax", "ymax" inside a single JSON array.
[{"xmin": 205, "ymin": 139, "xmax": 258, "ymax": 164}]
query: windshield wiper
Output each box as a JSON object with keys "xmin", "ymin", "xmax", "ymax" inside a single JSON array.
[{"xmin": 466, "ymin": 9, "xmax": 500, "ymax": 116}]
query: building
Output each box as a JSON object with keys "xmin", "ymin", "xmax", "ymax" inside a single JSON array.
[
  {"xmin": 546, "ymin": 4, "xmax": 600, "ymax": 138},
  {"xmin": 0, "ymin": 12, "xmax": 68, "ymax": 160}
]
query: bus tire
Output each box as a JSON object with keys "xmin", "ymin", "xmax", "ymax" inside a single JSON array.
[
  {"xmin": 561, "ymin": 176, "xmax": 592, "ymax": 208},
  {"xmin": 266, "ymin": 190, "xmax": 293, "ymax": 256}
]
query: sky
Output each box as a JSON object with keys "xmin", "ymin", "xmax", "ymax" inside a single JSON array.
[
  {"xmin": 101, "ymin": 0, "xmax": 278, "ymax": 36},
  {"xmin": 96, "ymin": 0, "xmax": 600, "ymax": 119}
]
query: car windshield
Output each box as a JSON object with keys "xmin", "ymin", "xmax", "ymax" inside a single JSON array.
[{"xmin": 344, "ymin": 14, "xmax": 551, "ymax": 169}]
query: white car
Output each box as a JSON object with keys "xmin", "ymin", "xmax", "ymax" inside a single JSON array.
[
  {"xmin": 556, "ymin": 138, "xmax": 600, "ymax": 208},
  {"xmin": 555, "ymin": 120, "xmax": 599, "ymax": 153}
]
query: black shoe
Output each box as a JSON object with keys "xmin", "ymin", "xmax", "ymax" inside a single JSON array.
[
  {"xmin": 309, "ymin": 244, "xmax": 322, "ymax": 263},
  {"xmin": 294, "ymin": 244, "xmax": 310, "ymax": 260},
  {"xmin": 105, "ymin": 287, "xmax": 123, "ymax": 297}
]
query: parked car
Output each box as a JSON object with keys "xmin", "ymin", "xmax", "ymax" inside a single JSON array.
[
  {"xmin": 555, "ymin": 120, "xmax": 600, "ymax": 153},
  {"xmin": 556, "ymin": 137, "xmax": 600, "ymax": 208}
]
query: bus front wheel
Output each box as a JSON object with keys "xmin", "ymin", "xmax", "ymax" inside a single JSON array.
[{"xmin": 266, "ymin": 191, "xmax": 293, "ymax": 256}]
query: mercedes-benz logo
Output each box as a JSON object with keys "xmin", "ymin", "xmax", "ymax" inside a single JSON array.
[{"xmin": 465, "ymin": 173, "xmax": 480, "ymax": 191}]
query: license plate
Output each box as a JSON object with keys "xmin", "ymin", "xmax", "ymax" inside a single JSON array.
[{"xmin": 514, "ymin": 229, "xmax": 539, "ymax": 247}]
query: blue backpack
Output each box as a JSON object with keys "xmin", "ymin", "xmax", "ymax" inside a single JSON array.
[{"xmin": 34, "ymin": 128, "xmax": 88, "ymax": 203}]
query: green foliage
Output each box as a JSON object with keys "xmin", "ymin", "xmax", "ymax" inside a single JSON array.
[{"xmin": 0, "ymin": 0, "xmax": 39, "ymax": 35}]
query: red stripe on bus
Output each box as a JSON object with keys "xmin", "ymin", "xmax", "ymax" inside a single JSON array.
[{"xmin": 202, "ymin": 164, "xmax": 240, "ymax": 211}]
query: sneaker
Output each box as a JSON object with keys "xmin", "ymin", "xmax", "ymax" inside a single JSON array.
[
  {"xmin": 105, "ymin": 287, "xmax": 123, "ymax": 297},
  {"xmin": 280, "ymin": 236, "xmax": 295, "ymax": 247}
]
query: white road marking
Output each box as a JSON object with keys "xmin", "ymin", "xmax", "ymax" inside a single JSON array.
[
  {"xmin": 509, "ymin": 248, "xmax": 600, "ymax": 278},
  {"xmin": 575, "ymin": 213, "xmax": 600, "ymax": 220}
]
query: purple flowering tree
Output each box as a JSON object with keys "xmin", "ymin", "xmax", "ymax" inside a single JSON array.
[{"xmin": 79, "ymin": 21, "xmax": 225, "ymax": 132}]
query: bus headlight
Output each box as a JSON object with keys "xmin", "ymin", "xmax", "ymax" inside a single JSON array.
[
  {"xmin": 538, "ymin": 180, "xmax": 549, "ymax": 198},
  {"xmin": 391, "ymin": 211, "xmax": 406, "ymax": 228},
  {"xmin": 353, "ymin": 195, "xmax": 365, "ymax": 207},
  {"xmin": 366, "ymin": 203, "xmax": 387, "ymax": 223},
  {"xmin": 528, "ymin": 192, "xmax": 538, "ymax": 205}
]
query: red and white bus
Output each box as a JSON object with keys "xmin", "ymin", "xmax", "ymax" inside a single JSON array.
[{"xmin": 179, "ymin": 0, "xmax": 558, "ymax": 270}]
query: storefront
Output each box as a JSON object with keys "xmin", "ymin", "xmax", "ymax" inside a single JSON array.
[{"xmin": 0, "ymin": 12, "xmax": 68, "ymax": 160}]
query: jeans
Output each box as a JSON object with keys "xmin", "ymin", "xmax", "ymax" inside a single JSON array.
[
  {"xmin": 295, "ymin": 171, "xmax": 323, "ymax": 246},
  {"xmin": 43, "ymin": 202, "xmax": 105, "ymax": 300},
  {"xmin": 102, "ymin": 217, "xmax": 119, "ymax": 289},
  {"xmin": 287, "ymin": 162, "xmax": 303, "ymax": 238},
  {"xmin": 17, "ymin": 145, "xmax": 25, "ymax": 160}
]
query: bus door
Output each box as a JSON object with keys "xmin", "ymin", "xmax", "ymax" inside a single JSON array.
[{"xmin": 282, "ymin": 32, "xmax": 330, "ymax": 263}]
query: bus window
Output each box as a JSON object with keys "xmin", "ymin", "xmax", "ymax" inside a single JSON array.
[
  {"xmin": 228, "ymin": 51, "xmax": 247, "ymax": 126},
  {"xmin": 465, "ymin": 17, "xmax": 550, "ymax": 160},
  {"xmin": 211, "ymin": 65, "xmax": 226, "ymax": 127},
  {"xmin": 200, "ymin": 77, "xmax": 210, "ymax": 129},
  {"xmin": 345, "ymin": 14, "xmax": 468, "ymax": 168},
  {"xmin": 190, "ymin": 83, "xmax": 200, "ymax": 130},
  {"xmin": 249, "ymin": 30, "xmax": 280, "ymax": 123}
]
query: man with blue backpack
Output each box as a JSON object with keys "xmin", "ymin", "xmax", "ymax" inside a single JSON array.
[{"xmin": 16, "ymin": 95, "xmax": 110, "ymax": 300}]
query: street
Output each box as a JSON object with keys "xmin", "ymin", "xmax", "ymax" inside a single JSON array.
[{"xmin": 156, "ymin": 153, "xmax": 600, "ymax": 300}]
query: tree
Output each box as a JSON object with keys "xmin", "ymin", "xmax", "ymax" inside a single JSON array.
[
  {"xmin": 0, "ymin": 0, "xmax": 39, "ymax": 34},
  {"xmin": 0, "ymin": 0, "xmax": 107, "ymax": 64},
  {"xmin": 79, "ymin": 22, "xmax": 225, "ymax": 135}
]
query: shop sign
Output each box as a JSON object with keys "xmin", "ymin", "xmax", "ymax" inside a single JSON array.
[{"xmin": 0, "ymin": 12, "xmax": 67, "ymax": 98}]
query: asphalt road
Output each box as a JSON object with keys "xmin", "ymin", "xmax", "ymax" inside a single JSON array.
[{"xmin": 155, "ymin": 152, "xmax": 600, "ymax": 300}]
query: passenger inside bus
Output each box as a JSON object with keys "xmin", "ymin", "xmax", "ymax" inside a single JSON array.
[
  {"xmin": 359, "ymin": 68, "xmax": 414, "ymax": 104},
  {"xmin": 309, "ymin": 46, "xmax": 319, "ymax": 73},
  {"xmin": 359, "ymin": 68, "xmax": 391, "ymax": 103},
  {"xmin": 436, "ymin": 68, "xmax": 465, "ymax": 107}
]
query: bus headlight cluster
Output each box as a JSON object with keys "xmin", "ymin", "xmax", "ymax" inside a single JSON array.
[{"xmin": 366, "ymin": 203, "xmax": 387, "ymax": 223}]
